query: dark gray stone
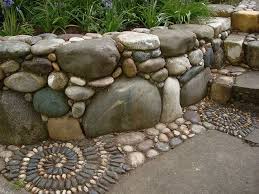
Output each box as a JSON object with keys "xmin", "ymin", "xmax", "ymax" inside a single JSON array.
[
  {"xmin": 22, "ymin": 57, "xmax": 53, "ymax": 75},
  {"xmin": 132, "ymin": 51, "xmax": 151, "ymax": 63},
  {"xmin": 83, "ymin": 77, "xmax": 162, "ymax": 137},
  {"xmin": 246, "ymin": 41, "xmax": 259, "ymax": 69},
  {"xmin": 0, "ymin": 90, "xmax": 48, "ymax": 145},
  {"xmin": 183, "ymin": 110, "xmax": 201, "ymax": 124},
  {"xmin": 0, "ymin": 41, "xmax": 31, "ymax": 59},
  {"xmin": 178, "ymin": 66, "xmax": 204, "ymax": 84},
  {"xmin": 180, "ymin": 68, "xmax": 211, "ymax": 107},
  {"xmin": 56, "ymin": 38, "xmax": 120, "ymax": 80},
  {"xmin": 151, "ymin": 29, "xmax": 196, "ymax": 57},
  {"xmin": 33, "ymin": 87, "xmax": 70, "ymax": 117},
  {"xmin": 203, "ymin": 48, "xmax": 214, "ymax": 67}
]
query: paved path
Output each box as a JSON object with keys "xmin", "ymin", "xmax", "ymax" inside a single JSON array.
[{"xmin": 109, "ymin": 130, "xmax": 259, "ymax": 194}]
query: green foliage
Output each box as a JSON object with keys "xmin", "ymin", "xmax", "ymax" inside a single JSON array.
[{"xmin": 0, "ymin": 0, "xmax": 212, "ymax": 35}]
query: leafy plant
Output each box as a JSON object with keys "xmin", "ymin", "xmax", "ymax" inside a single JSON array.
[{"xmin": 11, "ymin": 179, "xmax": 25, "ymax": 190}]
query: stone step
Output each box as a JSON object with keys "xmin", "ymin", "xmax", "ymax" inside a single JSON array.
[
  {"xmin": 231, "ymin": 11, "xmax": 259, "ymax": 33},
  {"xmin": 232, "ymin": 71, "xmax": 259, "ymax": 104}
]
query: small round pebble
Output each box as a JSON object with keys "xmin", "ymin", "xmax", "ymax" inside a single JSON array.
[
  {"xmin": 145, "ymin": 128, "xmax": 159, "ymax": 136},
  {"xmin": 158, "ymin": 134, "xmax": 169, "ymax": 142},
  {"xmin": 123, "ymin": 145, "xmax": 134, "ymax": 153},
  {"xmin": 175, "ymin": 118, "xmax": 185, "ymax": 125},
  {"xmin": 146, "ymin": 149, "xmax": 159, "ymax": 158},
  {"xmin": 155, "ymin": 142, "xmax": 170, "ymax": 152}
]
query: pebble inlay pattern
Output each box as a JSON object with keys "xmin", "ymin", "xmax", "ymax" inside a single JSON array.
[
  {"xmin": 3, "ymin": 139, "xmax": 129, "ymax": 194},
  {"xmin": 199, "ymin": 102, "xmax": 255, "ymax": 138}
]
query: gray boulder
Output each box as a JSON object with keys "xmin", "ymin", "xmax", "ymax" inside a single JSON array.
[
  {"xmin": 0, "ymin": 90, "xmax": 48, "ymax": 145},
  {"xmin": 181, "ymin": 68, "xmax": 212, "ymax": 107},
  {"xmin": 246, "ymin": 41, "xmax": 259, "ymax": 69},
  {"xmin": 56, "ymin": 38, "xmax": 120, "ymax": 80},
  {"xmin": 0, "ymin": 41, "xmax": 31, "ymax": 59},
  {"xmin": 83, "ymin": 77, "xmax": 162, "ymax": 137},
  {"xmin": 151, "ymin": 29, "xmax": 196, "ymax": 57}
]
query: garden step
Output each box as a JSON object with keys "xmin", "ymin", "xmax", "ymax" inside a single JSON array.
[
  {"xmin": 231, "ymin": 11, "xmax": 259, "ymax": 33},
  {"xmin": 232, "ymin": 71, "xmax": 259, "ymax": 104}
]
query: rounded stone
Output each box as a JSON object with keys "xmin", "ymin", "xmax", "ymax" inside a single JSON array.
[
  {"xmin": 169, "ymin": 137, "xmax": 183, "ymax": 148},
  {"xmin": 83, "ymin": 77, "xmax": 161, "ymax": 137},
  {"xmin": 88, "ymin": 77, "xmax": 114, "ymax": 88},
  {"xmin": 0, "ymin": 60, "xmax": 20, "ymax": 74},
  {"xmin": 166, "ymin": 56, "xmax": 191, "ymax": 75},
  {"xmin": 146, "ymin": 128, "xmax": 159, "ymax": 136},
  {"xmin": 155, "ymin": 142, "xmax": 169, "ymax": 152},
  {"xmin": 188, "ymin": 49, "xmax": 204, "ymax": 65},
  {"xmin": 31, "ymin": 39, "xmax": 65, "ymax": 55},
  {"xmin": 4, "ymin": 72, "xmax": 46, "ymax": 92},
  {"xmin": 65, "ymin": 86, "xmax": 95, "ymax": 101},
  {"xmin": 127, "ymin": 152, "xmax": 145, "ymax": 168},
  {"xmin": 22, "ymin": 58, "xmax": 53, "ymax": 75},
  {"xmin": 183, "ymin": 111, "xmax": 201, "ymax": 124},
  {"xmin": 72, "ymin": 102, "xmax": 86, "ymax": 118},
  {"xmin": 112, "ymin": 67, "xmax": 122, "ymax": 78},
  {"xmin": 117, "ymin": 132, "xmax": 145, "ymax": 145},
  {"xmin": 175, "ymin": 118, "xmax": 185, "ymax": 125},
  {"xmin": 146, "ymin": 149, "xmax": 159, "ymax": 158},
  {"xmin": 190, "ymin": 124, "xmax": 206, "ymax": 134},
  {"xmin": 70, "ymin": 77, "xmax": 86, "ymax": 86},
  {"xmin": 137, "ymin": 58, "xmax": 165, "ymax": 73},
  {"xmin": 132, "ymin": 51, "xmax": 151, "ymax": 62},
  {"xmin": 151, "ymin": 68, "xmax": 168, "ymax": 82},
  {"xmin": 158, "ymin": 134, "xmax": 169, "ymax": 142},
  {"xmin": 137, "ymin": 140, "xmax": 154, "ymax": 152},
  {"xmin": 48, "ymin": 72, "xmax": 68, "ymax": 90},
  {"xmin": 0, "ymin": 41, "xmax": 31, "ymax": 58},
  {"xmin": 168, "ymin": 123, "xmax": 178, "ymax": 130},
  {"xmin": 48, "ymin": 53, "xmax": 57, "ymax": 62},
  {"xmin": 33, "ymin": 87, "xmax": 70, "ymax": 117},
  {"xmin": 123, "ymin": 145, "xmax": 134, "ymax": 153},
  {"xmin": 122, "ymin": 58, "xmax": 137, "ymax": 78}
]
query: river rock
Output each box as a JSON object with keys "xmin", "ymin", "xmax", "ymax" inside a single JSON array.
[
  {"xmin": 117, "ymin": 132, "xmax": 145, "ymax": 145},
  {"xmin": 31, "ymin": 38, "xmax": 65, "ymax": 55},
  {"xmin": 83, "ymin": 77, "xmax": 162, "ymax": 137},
  {"xmin": 169, "ymin": 137, "xmax": 183, "ymax": 148},
  {"xmin": 178, "ymin": 66, "xmax": 204, "ymax": 84},
  {"xmin": 0, "ymin": 41, "xmax": 31, "ymax": 58},
  {"xmin": 65, "ymin": 86, "xmax": 95, "ymax": 101},
  {"xmin": 132, "ymin": 51, "xmax": 151, "ymax": 62},
  {"xmin": 180, "ymin": 68, "xmax": 211, "ymax": 107},
  {"xmin": 137, "ymin": 140, "xmax": 154, "ymax": 152},
  {"xmin": 70, "ymin": 77, "xmax": 86, "ymax": 86},
  {"xmin": 213, "ymin": 47, "xmax": 224, "ymax": 69},
  {"xmin": 47, "ymin": 117, "xmax": 84, "ymax": 141},
  {"xmin": 146, "ymin": 149, "xmax": 159, "ymax": 158},
  {"xmin": 151, "ymin": 68, "xmax": 168, "ymax": 82},
  {"xmin": 48, "ymin": 72, "xmax": 68, "ymax": 90},
  {"xmin": 116, "ymin": 32, "xmax": 160, "ymax": 50},
  {"xmin": 161, "ymin": 78, "xmax": 182, "ymax": 123},
  {"xmin": 190, "ymin": 124, "xmax": 206, "ymax": 134},
  {"xmin": 22, "ymin": 57, "xmax": 53, "ymax": 74},
  {"xmin": 72, "ymin": 102, "xmax": 86, "ymax": 118},
  {"xmin": 188, "ymin": 49, "xmax": 204, "ymax": 65},
  {"xmin": 203, "ymin": 48, "xmax": 214, "ymax": 67},
  {"xmin": 33, "ymin": 87, "xmax": 69, "ymax": 117},
  {"xmin": 4, "ymin": 72, "xmax": 46, "ymax": 92},
  {"xmin": 127, "ymin": 152, "xmax": 145, "ymax": 168},
  {"xmin": 183, "ymin": 111, "xmax": 201, "ymax": 124},
  {"xmin": 155, "ymin": 142, "xmax": 169, "ymax": 152},
  {"xmin": 0, "ymin": 60, "xmax": 20, "ymax": 73},
  {"xmin": 0, "ymin": 90, "xmax": 47, "ymax": 145},
  {"xmin": 137, "ymin": 58, "xmax": 165, "ymax": 73},
  {"xmin": 122, "ymin": 58, "xmax": 137, "ymax": 77},
  {"xmin": 56, "ymin": 38, "xmax": 120, "ymax": 79},
  {"xmin": 166, "ymin": 56, "xmax": 191, "ymax": 75},
  {"xmin": 88, "ymin": 77, "xmax": 114, "ymax": 87},
  {"xmin": 151, "ymin": 29, "xmax": 196, "ymax": 57}
]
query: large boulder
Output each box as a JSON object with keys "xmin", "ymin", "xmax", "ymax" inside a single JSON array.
[
  {"xmin": 33, "ymin": 87, "xmax": 70, "ymax": 117},
  {"xmin": 161, "ymin": 78, "xmax": 182, "ymax": 123},
  {"xmin": 180, "ymin": 68, "xmax": 211, "ymax": 107},
  {"xmin": 169, "ymin": 24, "xmax": 214, "ymax": 40},
  {"xmin": 151, "ymin": 29, "xmax": 196, "ymax": 57},
  {"xmin": 83, "ymin": 77, "xmax": 162, "ymax": 137},
  {"xmin": 0, "ymin": 41, "xmax": 31, "ymax": 59},
  {"xmin": 56, "ymin": 38, "xmax": 120, "ymax": 80},
  {"xmin": 0, "ymin": 90, "xmax": 48, "ymax": 145}
]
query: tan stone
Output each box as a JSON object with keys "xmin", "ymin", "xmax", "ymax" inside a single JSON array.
[
  {"xmin": 47, "ymin": 117, "xmax": 85, "ymax": 141},
  {"xmin": 232, "ymin": 11, "xmax": 259, "ymax": 33},
  {"xmin": 211, "ymin": 76, "xmax": 234, "ymax": 104},
  {"xmin": 122, "ymin": 58, "xmax": 137, "ymax": 77}
]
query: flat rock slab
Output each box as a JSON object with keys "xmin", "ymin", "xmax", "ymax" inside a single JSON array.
[
  {"xmin": 234, "ymin": 71, "xmax": 259, "ymax": 90},
  {"xmin": 109, "ymin": 130, "xmax": 259, "ymax": 194}
]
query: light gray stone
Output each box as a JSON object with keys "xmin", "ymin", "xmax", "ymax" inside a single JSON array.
[
  {"xmin": 48, "ymin": 72, "xmax": 68, "ymax": 90},
  {"xmin": 188, "ymin": 49, "xmax": 204, "ymax": 65},
  {"xmin": 137, "ymin": 140, "xmax": 154, "ymax": 152},
  {"xmin": 31, "ymin": 38, "xmax": 65, "ymax": 55},
  {"xmin": 72, "ymin": 102, "xmax": 86, "ymax": 118},
  {"xmin": 146, "ymin": 149, "xmax": 159, "ymax": 158},
  {"xmin": 166, "ymin": 56, "xmax": 191, "ymax": 75},
  {"xmin": 127, "ymin": 152, "xmax": 145, "ymax": 168},
  {"xmin": 0, "ymin": 60, "xmax": 20, "ymax": 73},
  {"xmin": 65, "ymin": 86, "xmax": 95, "ymax": 101},
  {"xmin": 138, "ymin": 58, "xmax": 165, "ymax": 73},
  {"xmin": 0, "ymin": 41, "xmax": 31, "ymax": 58},
  {"xmin": 151, "ymin": 68, "xmax": 168, "ymax": 82},
  {"xmin": 190, "ymin": 124, "xmax": 206, "ymax": 134},
  {"xmin": 4, "ymin": 72, "xmax": 46, "ymax": 92},
  {"xmin": 88, "ymin": 77, "xmax": 114, "ymax": 87},
  {"xmin": 161, "ymin": 78, "xmax": 183, "ymax": 123},
  {"xmin": 117, "ymin": 132, "xmax": 145, "ymax": 145}
]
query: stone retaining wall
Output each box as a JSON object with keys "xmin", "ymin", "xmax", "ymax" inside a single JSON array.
[{"xmin": 1, "ymin": 10, "xmax": 258, "ymax": 145}]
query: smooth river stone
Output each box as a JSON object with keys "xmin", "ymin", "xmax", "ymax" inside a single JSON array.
[{"xmin": 0, "ymin": 41, "xmax": 31, "ymax": 59}]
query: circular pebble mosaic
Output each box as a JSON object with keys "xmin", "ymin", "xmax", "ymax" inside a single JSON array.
[
  {"xmin": 3, "ymin": 139, "xmax": 129, "ymax": 194},
  {"xmin": 199, "ymin": 102, "xmax": 255, "ymax": 137}
]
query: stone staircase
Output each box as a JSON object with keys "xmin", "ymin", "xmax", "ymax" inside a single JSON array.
[{"xmin": 209, "ymin": 1, "xmax": 259, "ymax": 105}]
